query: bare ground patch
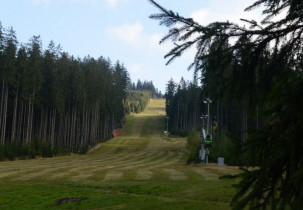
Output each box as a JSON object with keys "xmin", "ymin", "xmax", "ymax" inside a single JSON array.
[
  {"xmin": 14, "ymin": 167, "xmax": 63, "ymax": 181},
  {"xmin": 88, "ymin": 143, "xmax": 103, "ymax": 153},
  {"xmin": 70, "ymin": 173, "xmax": 93, "ymax": 181},
  {"xmin": 103, "ymin": 171, "xmax": 123, "ymax": 181},
  {"xmin": 163, "ymin": 169, "xmax": 187, "ymax": 180},
  {"xmin": 192, "ymin": 167, "xmax": 220, "ymax": 180},
  {"xmin": 53, "ymin": 197, "xmax": 88, "ymax": 207},
  {"xmin": 136, "ymin": 170, "xmax": 153, "ymax": 180}
]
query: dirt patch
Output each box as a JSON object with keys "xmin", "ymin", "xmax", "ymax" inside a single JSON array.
[
  {"xmin": 163, "ymin": 169, "xmax": 187, "ymax": 180},
  {"xmin": 205, "ymin": 165, "xmax": 240, "ymax": 175},
  {"xmin": 136, "ymin": 170, "xmax": 153, "ymax": 180},
  {"xmin": 70, "ymin": 173, "xmax": 93, "ymax": 181},
  {"xmin": 103, "ymin": 171, "xmax": 123, "ymax": 181},
  {"xmin": 88, "ymin": 143, "xmax": 103, "ymax": 153},
  {"xmin": 192, "ymin": 167, "xmax": 219, "ymax": 180},
  {"xmin": 54, "ymin": 197, "xmax": 88, "ymax": 206},
  {"xmin": 0, "ymin": 171, "xmax": 21, "ymax": 179}
]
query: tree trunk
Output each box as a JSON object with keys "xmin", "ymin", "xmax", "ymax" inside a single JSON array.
[
  {"xmin": 1, "ymin": 85, "xmax": 8, "ymax": 145},
  {"xmin": 51, "ymin": 108, "xmax": 56, "ymax": 149},
  {"xmin": 0, "ymin": 80, "xmax": 4, "ymax": 145},
  {"xmin": 241, "ymin": 99, "xmax": 248, "ymax": 141},
  {"xmin": 11, "ymin": 87, "xmax": 19, "ymax": 143}
]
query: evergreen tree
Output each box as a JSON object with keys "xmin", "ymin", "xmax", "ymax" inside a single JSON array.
[
  {"xmin": 164, "ymin": 78, "xmax": 176, "ymax": 126},
  {"xmin": 136, "ymin": 79, "xmax": 142, "ymax": 90},
  {"xmin": 164, "ymin": 78, "xmax": 203, "ymax": 134},
  {"xmin": 150, "ymin": 0, "xmax": 303, "ymax": 208},
  {"xmin": 0, "ymin": 23, "xmax": 133, "ymax": 158}
]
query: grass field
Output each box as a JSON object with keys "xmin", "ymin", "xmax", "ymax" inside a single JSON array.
[{"xmin": 0, "ymin": 99, "xmax": 239, "ymax": 209}]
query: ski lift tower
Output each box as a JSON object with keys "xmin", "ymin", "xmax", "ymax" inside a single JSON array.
[
  {"xmin": 203, "ymin": 98, "xmax": 212, "ymax": 164},
  {"xmin": 200, "ymin": 115, "xmax": 207, "ymax": 163}
]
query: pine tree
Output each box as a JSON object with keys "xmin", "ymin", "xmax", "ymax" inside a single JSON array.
[
  {"xmin": 150, "ymin": 0, "xmax": 303, "ymax": 208},
  {"xmin": 0, "ymin": 22, "xmax": 133, "ymax": 159}
]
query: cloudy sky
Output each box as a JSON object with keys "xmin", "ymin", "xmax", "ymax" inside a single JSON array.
[{"xmin": 0, "ymin": 0, "xmax": 262, "ymax": 93}]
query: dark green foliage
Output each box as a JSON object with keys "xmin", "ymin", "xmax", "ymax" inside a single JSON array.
[
  {"xmin": 0, "ymin": 139, "xmax": 58, "ymax": 160},
  {"xmin": 33, "ymin": 138, "xmax": 53, "ymax": 158},
  {"xmin": 0, "ymin": 146, "xmax": 3, "ymax": 161},
  {"xmin": 78, "ymin": 144, "xmax": 89, "ymax": 155},
  {"xmin": 170, "ymin": 129, "xmax": 189, "ymax": 137},
  {"xmin": 27, "ymin": 146, "xmax": 37, "ymax": 159},
  {"xmin": 165, "ymin": 78, "xmax": 202, "ymax": 133},
  {"xmin": 209, "ymin": 131, "xmax": 246, "ymax": 166},
  {"xmin": 186, "ymin": 130, "xmax": 200, "ymax": 163},
  {"xmin": 149, "ymin": 0, "xmax": 303, "ymax": 208},
  {"xmin": 3, "ymin": 142, "xmax": 15, "ymax": 160},
  {"xmin": 0, "ymin": 22, "xmax": 131, "ymax": 160},
  {"xmin": 125, "ymin": 90, "xmax": 151, "ymax": 114},
  {"xmin": 132, "ymin": 79, "xmax": 162, "ymax": 98}
]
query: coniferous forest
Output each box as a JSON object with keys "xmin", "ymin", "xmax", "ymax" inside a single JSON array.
[
  {"xmin": 0, "ymin": 23, "xmax": 130, "ymax": 159},
  {"xmin": 1, "ymin": 0, "xmax": 303, "ymax": 209},
  {"xmin": 125, "ymin": 80, "xmax": 162, "ymax": 114},
  {"xmin": 164, "ymin": 77, "xmax": 202, "ymax": 136},
  {"xmin": 150, "ymin": 0, "xmax": 303, "ymax": 208}
]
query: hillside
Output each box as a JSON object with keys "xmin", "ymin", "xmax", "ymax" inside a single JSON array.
[{"xmin": 0, "ymin": 99, "xmax": 239, "ymax": 209}]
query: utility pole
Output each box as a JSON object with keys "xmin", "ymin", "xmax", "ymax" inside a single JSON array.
[
  {"xmin": 202, "ymin": 98, "xmax": 212, "ymax": 164},
  {"xmin": 200, "ymin": 116, "xmax": 206, "ymax": 164},
  {"xmin": 201, "ymin": 114, "xmax": 207, "ymax": 129},
  {"xmin": 205, "ymin": 98, "xmax": 212, "ymax": 134}
]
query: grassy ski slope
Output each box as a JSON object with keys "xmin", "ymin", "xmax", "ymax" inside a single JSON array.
[{"xmin": 0, "ymin": 99, "xmax": 239, "ymax": 209}]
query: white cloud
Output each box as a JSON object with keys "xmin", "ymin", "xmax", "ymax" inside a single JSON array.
[
  {"xmin": 106, "ymin": 21, "xmax": 169, "ymax": 53},
  {"xmin": 128, "ymin": 63, "xmax": 142, "ymax": 74},
  {"xmin": 190, "ymin": 0, "xmax": 263, "ymax": 27},
  {"xmin": 28, "ymin": 0, "xmax": 127, "ymax": 8},
  {"xmin": 28, "ymin": 0, "xmax": 99, "ymax": 6},
  {"xmin": 105, "ymin": 0, "xmax": 129, "ymax": 8},
  {"xmin": 66, "ymin": 0, "xmax": 99, "ymax": 4},
  {"xmin": 29, "ymin": 0, "xmax": 50, "ymax": 6},
  {"xmin": 107, "ymin": 22, "xmax": 143, "ymax": 48}
]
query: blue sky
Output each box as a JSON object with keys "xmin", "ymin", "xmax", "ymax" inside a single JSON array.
[{"xmin": 0, "ymin": 0, "xmax": 261, "ymax": 93}]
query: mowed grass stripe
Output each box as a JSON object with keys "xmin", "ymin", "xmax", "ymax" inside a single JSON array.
[
  {"xmin": 47, "ymin": 145, "xmax": 183, "ymax": 182},
  {"xmin": 0, "ymin": 99, "xmax": 240, "ymax": 209},
  {"xmin": 140, "ymin": 117, "xmax": 153, "ymax": 137},
  {"xmin": 3, "ymin": 146, "xmax": 177, "ymax": 182}
]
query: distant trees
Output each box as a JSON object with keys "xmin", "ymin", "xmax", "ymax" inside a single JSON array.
[
  {"xmin": 150, "ymin": 0, "xmax": 303, "ymax": 209},
  {"xmin": 0, "ymin": 22, "xmax": 129, "ymax": 159},
  {"xmin": 124, "ymin": 79, "xmax": 162, "ymax": 114},
  {"xmin": 164, "ymin": 78, "xmax": 202, "ymax": 136},
  {"xmin": 125, "ymin": 90, "xmax": 151, "ymax": 114},
  {"xmin": 131, "ymin": 79, "xmax": 162, "ymax": 98}
]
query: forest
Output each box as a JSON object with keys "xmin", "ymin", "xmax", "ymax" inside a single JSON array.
[
  {"xmin": 0, "ymin": 23, "xmax": 130, "ymax": 159},
  {"xmin": 129, "ymin": 79, "xmax": 163, "ymax": 98},
  {"xmin": 150, "ymin": 0, "xmax": 303, "ymax": 209},
  {"xmin": 124, "ymin": 79, "xmax": 162, "ymax": 114},
  {"xmin": 164, "ymin": 77, "xmax": 202, "ymax": 136}
]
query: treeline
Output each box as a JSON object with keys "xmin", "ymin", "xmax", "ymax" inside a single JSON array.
[
  {"xmin": 151, "ymin": 0, "xmax": 303, "ymax": 208},
  {"xmin": 164, "ymin": 41, "xmax": 270, "ymax": 163},
  {"xmin": 165, "ymin": 77, "xmax": 202, "ymax": 136},
  {"xmin": 165, "ymin": 39, "xmax": 277, "ymax": 161},
  {"xmin": 0, "ymin": 23, "xmax": 129, "ymax": 160},
  {"xmin": 125, "ymin": 90, "xmax": 151, "ymax": 114},
  {"xmin": 130, "ymin": 79, "xmax": 162, "ymax": 98}
]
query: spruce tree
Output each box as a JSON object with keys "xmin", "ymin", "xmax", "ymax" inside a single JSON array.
[{"xmin": 149, "ymin": 0, "xmax": 303, "ymax": 209}]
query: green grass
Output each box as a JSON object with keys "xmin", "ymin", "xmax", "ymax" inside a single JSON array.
[{"xmin": 0, "ymin": 99, "xmax": 239, "ymax": 209}]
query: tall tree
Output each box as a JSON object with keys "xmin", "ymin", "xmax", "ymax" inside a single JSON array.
[
  {"xmin": 0, "ymin": 23, "xmax": 133, "ymax": 158},
  {"xmin": 149, "ymin": 0, "xmax": 303, "ymax": 209},
  {"xmin": 0, "ymin": 27, "xmax": 18, "ymax": 144}
]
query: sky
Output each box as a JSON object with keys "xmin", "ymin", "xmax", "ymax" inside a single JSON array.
[{"xmin": 0, "ymin": 0, "xmax": 262, "ymax": 93}]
